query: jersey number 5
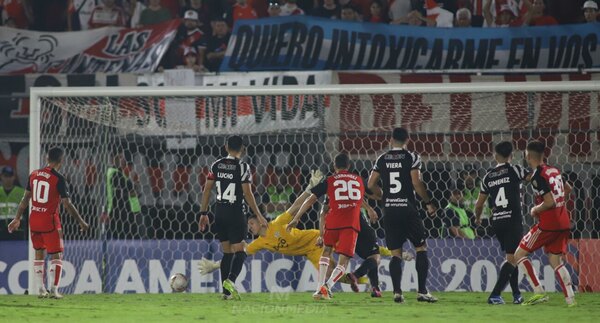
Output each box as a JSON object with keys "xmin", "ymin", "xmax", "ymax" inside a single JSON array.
[
  {"xmin": 32, "ymin": 179, "xmax": 50, "ymax": 203},
  {"xmin": 334, "ymin": 180, "xmax": 361, "ymax": 201},
  {"xmin": 216, "ymin": 182, "xmax": 236, "ymax": 203}
]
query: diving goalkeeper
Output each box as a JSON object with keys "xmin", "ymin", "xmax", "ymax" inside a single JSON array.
[{"xmin": 199, "ymin": 170, "xmax": 409, "ymax": 285}]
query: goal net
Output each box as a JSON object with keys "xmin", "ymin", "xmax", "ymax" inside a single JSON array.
[{"xmin": 30, "ymin": 81, "xmax": 600, "ymax": 294}]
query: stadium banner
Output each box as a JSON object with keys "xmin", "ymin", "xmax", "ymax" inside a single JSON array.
[
  {"xmin": 135, "ymin": 71, "xmax": 331, "ymax": 136},
  {"xmin": 0, "ymin": 239, "xmax": 585, "ymax": 294},
  {"xmin": 221, "ymin": 16, "xmax": 600, "ymax": 72},
  {"xmin": 0, "ymin": 20, "xmax": 179, "ymax": 75},
  {"xmin": 332, "ymin": 72, "xmax": 600, "ymax": 158}
]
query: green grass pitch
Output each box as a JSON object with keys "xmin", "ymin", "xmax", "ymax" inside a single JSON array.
[{"xmin": 2, "ymin": 292, "xmax": 599, "ymax": 322}]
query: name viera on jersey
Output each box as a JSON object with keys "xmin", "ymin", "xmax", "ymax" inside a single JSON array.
[{"xmin": 385, "ymin": 162, "xmax": 404, "ymax": 169}]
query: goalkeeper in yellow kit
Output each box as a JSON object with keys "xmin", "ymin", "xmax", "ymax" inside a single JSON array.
[{"xmin": 199, "ymin": 170, "xmax": 408, "ymax": 289}]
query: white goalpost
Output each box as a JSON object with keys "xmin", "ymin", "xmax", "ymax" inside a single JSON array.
[{"xmin": 29, "ymin": 81, "xmax": 600, "ymax": 295}]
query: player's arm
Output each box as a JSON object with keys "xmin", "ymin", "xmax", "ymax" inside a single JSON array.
[
  {"xmin": 287, "ymin": 193, "xmax": 318, "ymax": 232},
  {"xmin": 242, "ymin": 182, "xmax": 267, "ymax": 227},
  {"xmin": 288, "ymin": 180, "xmax": 327, "ymax": 231},
  {"xmin": 62, "ymin": 198, "xmax": 89, "ymax": 231},
  {"xmin": 362, "ymin": 198, "xmax": 378, "ymax": 223},
  {"xmin": 199, "ymin": 179, "xmax": 214, "ymax": 232},
  {"xmin": 7, "ymin": 190, "xmax": 31, "ymax": 233},
  {"xmin": 564, "ymin": 181, "xmax": 573, "ymax": 199},
  {"xmin": 531, "ymin": 191, "xmax": 556, "ymax": 217},
  {"xmin": 316, "ymin": 204, "xmax": 328, "ymax": 247},
  {"xmin": 367, "ymin": 171, "xmax": 383, "ymax": 201},
  {"xmin": 474, "ymin": 192, "xmax": 488, "ymax": 226},
  {"xmin": 285, "ymin": 169, "xmax": 324, "ymax": 217},
  {"xmin": 411, "ymin": 169, "xmax": 436, "ymax": 215}
]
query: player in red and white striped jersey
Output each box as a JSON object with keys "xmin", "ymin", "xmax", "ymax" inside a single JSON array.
[
  {"xmin": 513, "ymin": 141, "xmax": 576, "ymax": 307},
  {"xmin": 8, "ymin": 147, "xmax": 89, "ymax": 299}
]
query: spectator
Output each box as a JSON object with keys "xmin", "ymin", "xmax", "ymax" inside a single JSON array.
[
  {"xmin": 311, "ymin": 0, "xmax": 339, "ymax": 19},
  {"xmin": 2, "ymin": 0, "xmax": 31, "ymax": 29},
  {"xmin": 398, "ymin": 9, "xmax": 434, "ymax": 26},
  {"xmin": 160, "ymin": 0, "xmax": 181, "ymax": 18},
  {"xmin": 230, "ymin": 0, "xmax": 258, "ymax": 26},
  {"xmin": 262, "ymin": 169, "xmax": 294, "ymax": 219},
  {"xmin": 340, "ymin": 4, "xmax": 358, "ymax": 21},
  {"xmin": 280, "ymin": 0, "xmax": 305, "ymax": 16},
  {"xmin": 454, "ymin": 7, "xmax": 472, "ymax": 27},
  {"xmin": 67, "ymin": 0, "xmax": 97, "ymax": 31},
  {"xmin": 177, "ymin": 47, "xmax": 205, "ymax": 72},
  {"xmin": 89, "ymin": 0, "xmax": 127, "ymax": 29},
  {"xmin": 523, "ymin": 0, "xmax": 557, "ymax": 26},
  {"xmin": 106, "ymin": 152, "xmax": 143, "ymax": 239},
  {"xmin": 484, "ymin": 2, "xmax": 520, "ymax": 27},
  {"xmin": 267, "ymin": 1, "xmax": 282, "ymax": 16},
  {"xmin": 389, "ymin": 0, "xmax": 413, "ymax": 24},
  {"xmin": 174, "ymin": 10, "xmax": 206, "ymax": 67},
  {"xmin": 582, "ymin": 0, "xmax": 598, "ymax": 23},
  {"xmin": 444, "ymin": 189, "xmax": 476, "ymax": 239},
  {"xmin": 204, "ymin": 17, "xmax": 230, "ymax": 71},
  {"xmin": 0, "ymin": 166, "xmax": 26, "ymax": 239},
  {"xmin": 139, "ymin": 0, "xmax": 172, "ymax": 27},
  {"xmin": 180, "ymin": 0, "xmax": 211, "ymax": 32},
  {"xmin": 367, "ymin": 0, "xmax": 387, "ymax": 23}
]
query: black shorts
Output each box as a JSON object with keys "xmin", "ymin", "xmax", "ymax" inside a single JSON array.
[
  {"xmin": 383, "ymin": 206, "xmax": 426, "ymax": 250},
  {"xmin": 492, "ymin": 220, "xmax": 523, "ymax": 254},
  {"xmin": 355, "ymin": 215, "xmax": 380, "ymax": 259},
  {"xmin": 214, "ymin": 203, "xmax": 248, "ymax": 244}
]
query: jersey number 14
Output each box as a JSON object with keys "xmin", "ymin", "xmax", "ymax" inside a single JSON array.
[{"xmin": 216, "ymin": 182, "xmax": 236, "ymax": 203}]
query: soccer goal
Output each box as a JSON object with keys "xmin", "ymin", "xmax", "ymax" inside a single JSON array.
[{"xmin": 29, "ymin": 81, "xmax": 600, "ymax": 295}]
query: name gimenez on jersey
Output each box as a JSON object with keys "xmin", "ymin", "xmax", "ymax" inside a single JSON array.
[{"xmin": 487, "ymin": 177, "xmax": 510, "ymax": 187}]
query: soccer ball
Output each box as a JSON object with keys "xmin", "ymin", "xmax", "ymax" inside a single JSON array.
[{"xmin": 169, "ymin": 273, "xmax": 188, "ymax": 292}]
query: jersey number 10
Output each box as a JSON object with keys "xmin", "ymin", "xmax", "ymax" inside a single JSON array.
[
  {"xmin": 32, "ymin": 179, "xmax": 50, "ymax": 203},
  {"xmin": 334, "ymin": 180, "xmax": 361, "ymax": 201}
]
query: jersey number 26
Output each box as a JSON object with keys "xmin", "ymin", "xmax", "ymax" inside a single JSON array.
[{"xmin": 334, "ymin": 180, "xmax": 361, "ymax": 201}]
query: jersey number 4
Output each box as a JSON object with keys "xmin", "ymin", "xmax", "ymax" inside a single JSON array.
[
  {"xmin": 216, "ymin": 182, "xmax": 236, "ymax": 203},
  {"xmin": 334, "ymin": 180, "xmax": 361, "ymax": 201},
  {"xmin": 495, "ymin": 187, "xmax": 509, "ymax": 208},
  {"xmin": 32, "ymin": 179, "xmax": 50, "ymax": 203}
]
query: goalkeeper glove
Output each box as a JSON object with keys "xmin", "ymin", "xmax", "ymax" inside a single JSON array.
[
  {"xmin": 198, "ymin": 258, "xmax": 221, "ymax": 275},
  {"xmin": 305, "ymin": 169, "xmax": 324, "ymax": 193},
  {"xmin": 129, "ymin": 196, "xmax": 141, "ymax": 213}
]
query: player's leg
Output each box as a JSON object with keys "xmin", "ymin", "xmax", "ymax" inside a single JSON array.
[
  {"xmin": 222, "ymin": 211, "xmax": 248, "ymax": 300},
  {"xmin": 31, "ymin": 232, "xmax": 48, "ymax": 298},
  {"xmin": 546, "ymin": 232, "xmax": 575, "ymax": 306},
  {"xmin": 220, "ymin": 241, "xmax": 233, "ymax": 297},
  {"xmin": 384, "ymin": 211, "xmax": 405, "ymax": 303},
  {"xmin": 515, "ymin": 225, "xmax": 548, "ymax": 305},
  {"xmin": 46, "ymin": 229, "xmax": 64, "ymax": 299},
  {"xmin": 350, "ymin": 220, "xmax": 381, "ymax": 295},
  {"xmin": 407, "ymin": 209, "xmax": 437, "ymax": 303},
  {"xmin": 322, "ymin": 228, "xmax": 358, "ymax": 297},
  {"xmin": 489, "ymin": 225, "xmax": 522, "ymax": 304}
]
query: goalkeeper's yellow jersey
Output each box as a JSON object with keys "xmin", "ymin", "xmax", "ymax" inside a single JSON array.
[{"xmin": 247, "ymin": 211, "xmax": 320, "ymax": 256}]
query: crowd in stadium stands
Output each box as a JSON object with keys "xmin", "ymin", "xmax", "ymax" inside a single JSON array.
[{"xmin": 0, "ymin": 0, "xmax": 598, "ymax": 71}]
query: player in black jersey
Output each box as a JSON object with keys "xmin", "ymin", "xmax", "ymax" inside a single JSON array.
[
  {"xmin": 475, "ymin": 141, "xmax": 529, "ymax": 305},
  {"xmin": 199, "ymin": 135, "xmax": 267, "ymax": 300},
  {"xmin": 368, "ymin": 128, "xmax": 437, "ymax": 304}
]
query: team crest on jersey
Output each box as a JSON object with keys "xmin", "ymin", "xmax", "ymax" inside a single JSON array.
[{"xmin": 274, "ymin": 231, "xmax": 280, "ymax": 238}]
